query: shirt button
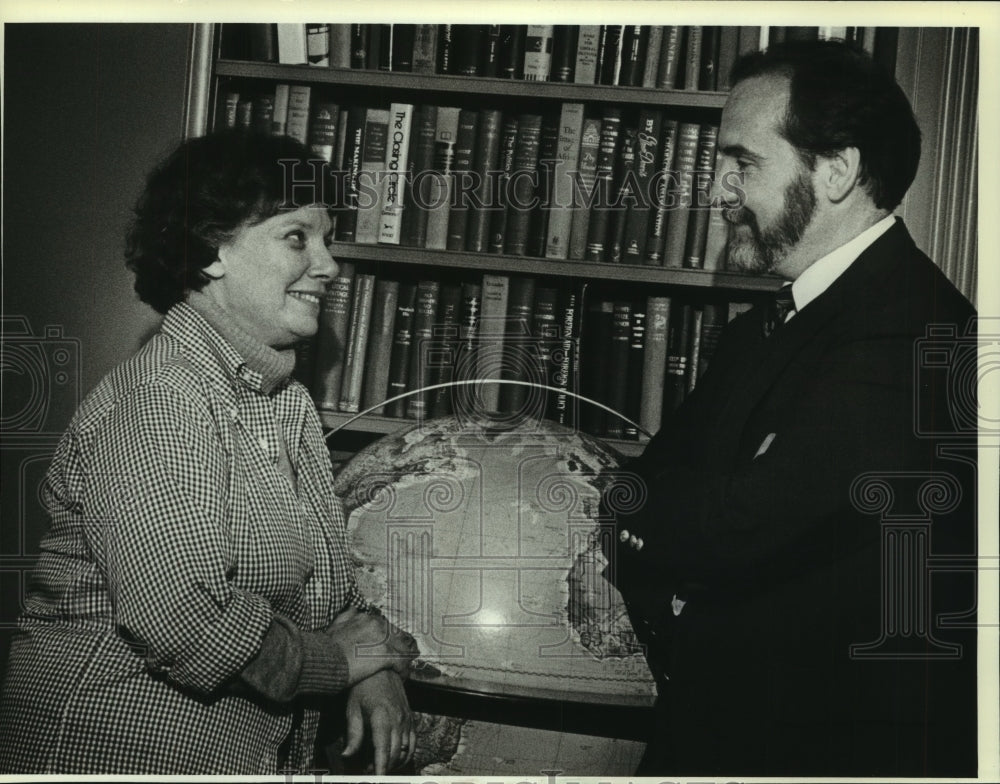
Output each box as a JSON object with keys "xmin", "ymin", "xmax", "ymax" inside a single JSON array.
[{"xmin": 258, "ymin": 437, "xmax": 269, "ymax": 450}]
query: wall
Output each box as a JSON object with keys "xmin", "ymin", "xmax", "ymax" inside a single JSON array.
[{"xmin": 2, "ymin": 23, "xmax": 192, "ymax": 678}]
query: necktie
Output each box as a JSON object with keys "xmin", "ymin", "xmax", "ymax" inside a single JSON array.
[{"xmin": 763, "ymin": 284, "xmax": 796, "ymax": 337}]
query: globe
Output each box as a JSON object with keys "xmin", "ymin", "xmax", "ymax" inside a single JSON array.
[{"xmin": 333, "ymin": 415, "xmax": 656, "ymax": 775}]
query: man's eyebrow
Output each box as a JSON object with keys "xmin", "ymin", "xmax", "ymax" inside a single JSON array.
[{"xmin": 719, "ymin": 144, "xmax": 763, "ymax": 161}]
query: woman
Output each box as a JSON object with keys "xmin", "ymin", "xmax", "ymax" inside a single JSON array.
[{"xmin": 0, "ymin": 131, "xmax": 416, "ymax": 774}]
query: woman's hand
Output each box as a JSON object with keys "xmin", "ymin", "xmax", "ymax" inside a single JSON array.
[
  {"xmin": 327, "ymin": 607, "xmax": 418, "ymax": 685},
  {"xmin": 342, "ymin": 669, "xmax": 416, "ymax": 774}
]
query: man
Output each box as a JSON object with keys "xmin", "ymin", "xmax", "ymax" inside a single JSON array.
[{"xmin": 605, "ymin": 40, "xmax": 977, "ymax": 777}]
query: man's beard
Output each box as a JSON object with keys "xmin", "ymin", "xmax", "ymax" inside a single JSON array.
[{"xmin": 725, "ymin": 169, "xmax": 817, "ymax": 275}]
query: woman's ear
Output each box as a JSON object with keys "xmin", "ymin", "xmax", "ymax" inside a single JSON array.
[{"xmin": 202, "ymin": 258, "xmax": 225, "ymax": 280}]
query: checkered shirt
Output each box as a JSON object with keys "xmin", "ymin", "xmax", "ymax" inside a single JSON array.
[{"xmin": 0, "ymin": 303, "xmax": 364, "ymax": 773}]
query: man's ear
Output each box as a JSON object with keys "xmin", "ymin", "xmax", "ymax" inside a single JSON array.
[{"xmin": 819, "ymin": 147, "xmax": 863, "ymax": 203}]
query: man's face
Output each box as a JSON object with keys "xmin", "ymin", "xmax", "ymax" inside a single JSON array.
[{"xmin": 717, "ymin": 74, "xmax": 818, "ymax": 276}]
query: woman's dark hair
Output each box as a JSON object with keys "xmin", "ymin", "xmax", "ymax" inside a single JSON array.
[
  {"xmin": 730, "ymin": 39, "xmax": 921, "ymax": 211},
  {"xmin": 125, "ymin": 129, "xmax": 327, "ymax": 314}
]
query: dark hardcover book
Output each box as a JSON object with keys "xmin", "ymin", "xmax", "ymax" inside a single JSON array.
[
  {"xmin": 251, "ymin": 92, "xmax": 275, "ymax": 135},
  {"xmin": 718, "ymin": 26, "xmax": 739, "ymax": 90},
  {"xmin": 550, "ymin": 26, "xmax": 578, "ymax": 82},
  {"xmin": 568, "ymin": 117, "xmax": 602, "ymax": 260},
  {"xmin": 530, "ymin": 286, "xmax": 560, "ymax": 417},
  {"xmin": 350, "ymin": 24, "xmax": 367, "ymax": 69},
  {"xmin": 683, "ymin": 124, "xmax": 720, "ymax": 268},
  {"xmin": 619, "ymin": 26, "xmax": 648, "ymax": 88},
  {"xmin": 449, "ymin": 280, "xmax": 483, "ymax": 415},
  {"xmin": 428, "ymin": 281, "xmax": 463, "ymax": 418},
  {"xmin": 335, "ymin": 105, "xmax": 367, "ymax": 242},
  {"xmin": 584, "ymin": 108, "xmax": 624, "ymax": 262},
  {"xmin": 656, "ymin": 25, "xmax": 683, "ymax": 88},
  {"xmin": 400, "ymin": 105, "xmax": 438, "ymax": 248},
  {"xmin": 466, "ymin": 109, "xmax": 503, "ymax": 253},
  {"xmin": 405, "ymin": 280, "xmax": 442, "ymax": 419},
  {"xmin": 446, "ymin": 109, "xmax": 480, "ymax": 251},
  {"xmin": 482, "ymin": 25, "xmax": 502, "ymax": 78},
  {"xmin": 681, "ymin": 26, "xmax": 703, "ymax": 90},
  {"xmin": 361, "ymin": 279, "xmax": 400, "ymax": 415},
  {"xmin": 249, "ymin": 24, "xmax": 278, "ymax": 62},
  {"xmin": 488, "ymin": 115, "xmax": 520, "ymax": 254},
  {"xmin": 664, "ymin": 301, "xmax": 694, "ymax": 412},
  {"xmin": 624, "ymin": 301, "xmax": 647, "ymax": 440},
  {"xmin": 546, "ymin": 282, "xmax": 586, "ymax": 427},
  {"xmin": 622, "ymin": 109, "xmax": 663, "ymax": 263},
  {"xmin": 385, "ymin": 282, "xmax": 418, "ymax": 418},
  {"xmin": 373, "ymin": 24, "xmax": 391, "ymax": 71},
  {"xmin": 307, "ymin": 101, "xmax": 340, "ymax": 162},
  {"xmin": 639, "ymin": 295, "xmax": 671, "ymax": 437},
  {"xmin": 686, "ymin": 307, "xmax": 704, "ymax": 394},
  {"xmin": 580, "ymin": 299, "xmax": 614, "ymax": 436},
  {"xmin": 606, "ymin": 126, "xmax": 638, "ymax": 264},
  {"xmin": 699, "ymin": 26, "xmax": 721, "ymax": 91},
  {"xmin": 523, "ymin": 25, "xmax": 555, "ymax": 81},
  {"xmin": 452, "ymin": 25, "xmax": 486, "ymax": 76},
  {"xmin": 412, "ymin": 25, "xmax": 439, "ymax": 74},
  {"xmin": 644, "ymin": 118, "xmax": 680, "ymax": 265},
  {"xmin": 293, "ymin": 336, "xmax": 317, "ymax": 389},
  {"xmin": 642, "ymin": 26, "xmax": 664, "ymax": 88},
  {"xmin": 598, "ymin": 25, "xmax": 625, "ymax": 86},
  {"xmin": 526, "ymin": 115, "xmax": 561, "ymax": 258},
  {"xmin": 311, "ymin": 263, "xmax": 355, "ymax": 411},
  {"xmin": 662, "ymin": 122, "xmax": 702, "ymax": 267},
  {"xmin": 329, "ymin": 24, "xmax": 352, "ymax": 68},
  {"xmin": 338, "ymin": 272, "xmax": 376, "ymax": 413},
  {"xmin": 604, "ymin": 301, "xmax": 632, "ymax": 439},
  {"xmin": 697, "ymin": 302, "xmax": 728, "ymax": 380},
  {"xmin": 220, "ymin": 24, "xmax": 259, "ymax": 60},
  {"xmin": 498, "ymin": 25, "xmax": 526, "ymax": 79},
  {"xmin": 235, "ymin": 99, "xmax": 253, "ymax": 129},
  {"xmin": 437, "ymin": 25, "xmax": 454, "ymax": 73},
  {"xmin": 425, "ymin": 106, "xmax": 462, "ymax": 250},
  {"xmin": 503, "ymin": 114, "xmax": 544, "ymax": 256},
  {"xmin": 498, "ymin": 276, "xmax": 537, "ymax": 415},
  {"xmin": 574, "ymin": 25, "xmax": 600, "ymax": 84},
  {"xmin": 219, "ymin": 90, "xmax": 240, "ymax": 129},
  {"xmin": 391, "ymin": 24, "xmax": 416, "ymax": 71}
]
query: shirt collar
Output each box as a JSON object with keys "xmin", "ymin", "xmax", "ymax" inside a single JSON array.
[{"xmin": 789, "ymin": 214, "xmax": 897, "ymax": 312}]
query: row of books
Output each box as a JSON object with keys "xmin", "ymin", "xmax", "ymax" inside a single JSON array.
[
  {"xmin": 223, "ymin": 24, "xmax": 882, "ymax": 90},
  {"xmin": 218, "ymin": 90, "xmax": 733, "ymax": 270},
  {"xmin": 296, "ymin": 265, "xmax": 750, "ymax": 441}
]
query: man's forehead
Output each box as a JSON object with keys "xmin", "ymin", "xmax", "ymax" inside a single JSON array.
[{"xmin": 720, "ymin": 73, "xmax": 791, "ymax": 142}]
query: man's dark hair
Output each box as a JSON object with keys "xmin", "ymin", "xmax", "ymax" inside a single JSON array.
[
  {"xmin": 125, "ymin": 130, "xmax": 327, "ymax": 314},
  {"xmin": 730, "ymin": 39, "xmax": 921, "ymax": 210}
]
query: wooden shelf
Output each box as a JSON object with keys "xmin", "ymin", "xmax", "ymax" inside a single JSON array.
[
  {"xmin": 329, "ymin": 241, "xmax": 782, "ymax": 292},
  {"xmin": 215, "ymin": 60, "xmax": 729, "ymax": 109}
]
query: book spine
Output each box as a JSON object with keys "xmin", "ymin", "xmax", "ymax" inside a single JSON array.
[
  {"xmin": 503, "ymin": 114, "xmax": 543, "ymax": 256},
  {"xmin": 568, "ymin": 117, "xmax": 602, "ymax": 260},
  {"xmin": 683, "ymin": 124, "xmax": 719, "ymax": 268},
  {"xmin": 622, "ymin": 109, "xmax": 662, "ymax": 263},
  {"xmin": 437, "ymin": 25, "xmax": 453, "ymax": 73},
  {"xmin": 488, "ymin": 115, "xmax": 520, "ymax": 254},
  {"xmin": 310, "ymin": 263, "xmax": 356, "ymax": 411},
  {"xmin": 598, "ymin": 25, "xmax": 625, "ymax": 86},
  {"xmin": 645, "ymin": 118, "xmax": 680, "ymax": 265},
  {"xmin": 378, "ymin": 103, "xmax": 414, "ymax": 244},
  {"xmin": 574, "ymin": 25, "xmax": 600, "ymax": 84},
  {"xmin": 361, "ymin": 279, "xmax": 401, "ymax": 414},
  {"xmin": 424, "ymin": 106, "xmax": 462, "ymax": 250},
  {"xmin": 717, "ymin": 26, "xmax": 739, "ymax": 90},
  {"xmin": 452, "ymin": 280, "xmax": 483, "ymax": 402},
  {"xmin": 354, "ymin": 108, "xmax": 391, "ymax": 244},
  {"xmin": 642, "ymin": 26, "xmax": 664, "ymax": 88},
  {"xmin": 411, "ymin": 25, "xmax": 439, "ymax": 74},
  {"xmin": 547, "ymin": 283, "xmax": 584, "ymax": 426},
  {"xmin": 584, "ymin": 108, "xmax": 623, "ymax": 262},
  {"xmin": 664, "ymin": 302, "xmax": 693, "ymax": 412},
  {"xmin": 307, "ymin": 101, "xmax": 340, "ymax": 162},
  {"xmin": 482, "ymin": 25, "xmax": 502, "ymax": 78},
  {"xmin": 657, "ymin": 25, "xmax": 683, "ymax": 88},
  {"xmin": 220, "ymin": 90, "xmax": 240, "ymax": 129},
  {"xmin": 606, "ymin": 126, "xmax": 638, "ymax": 264},
  {"xmin": 476, "ymin": 274, "xmax": 510, "ymax": 413},
  {"xmin": 639, "ymin": 296, "xmax": 671, "ymax": 436},
  {"xmin": 328, "ymin": 24, "xmax": 352, "ymax": 68},
  {"xmin": 391, "ymin": 24, "xmax": 416, "ymax": 72},
  {"xmin": 350, "ymin": 24, "xmax": 368, "ymax": 69},
  {"xmin": 466, "ymin": 109, "xmax": 503, "ymax": 253},
  {"xmin": 663, "ymin": 122, "xmax": 703, "ymax": 267},
  {"xmin": 498, "ymin": 25, "xmax": 526, "ymax": 79},
  {"xmin": 499, "ymin": 276, "xmax": 537, "ymax": 414},
  {"xmin": 374, "ymin": 24, "xmax": 391, "ymax": 71},
  {"xmin": 619, "ymin": 26, "xmax": 647, "ymax": 88},
  {"xmin": 428, "ymin": 282, "xmax": 463, "ymax": 417},
  {"xmin": 307, "ymin": 24, "xmax": 330, "ymax": 67},
  {"xmin": 285, "ymin": 85, "xmax": 311, "ymax": 144},
  {"xmin": 550, "ymin": 26, "xmax": 578, "ymax": 82},
  {"xmin": 293, "ymin": 336, "xmax": 317, "ymax": 389},
  {"xmin": 271, "ymin": 83, "xmax": 290, "ymax": 136},
  {"xmin": 446, "ymin": 109, "xmax": 480, "ymax": 251},
  {"xmin": 531, "ymin": 286, "xmax": 560, "ymax": 417},
  {"xmin": 249, "ymin": 24, "xmax": 277, "ymax": 62},
  {"xmin": 604, "ymin": 301, "xmax": 632, "ymax": 438},
  {"xmin": 405, "ymin": 280, "xmax": 441, "ymax": 419},
  {"xmin": 400, "ymin": 105, "xmax": 438, "ymax": 248},
  {"xmin": 277, "ymin": 24, "xmax": 308, "ymax": 65},
  {"xmin": 251, "ymin": 93, "xmax": 275, "ymax": 134},
  {"xmin": 544, "ymin": 102, "xmax": 585, "ymax": 260},
  {"xmin": 699, "ymin": 26, "xmax": 721, "ymax": 91},
  {"xmin": 523, "ymin": 25, "xmax": 554, "ymax": 81},
  {"xmin": 683, "ymin": 26, "xmax": 704, "ymax": 90},
  {"xmin": 236, "ymin": 99, "xmax": 253, "ymax": 129},
  {"xmin": 624, "ymin": 301, "xmax": 647, "ymax": 439},
  {"xmin": 580, "ymin": 299, "xmax": 614, "ymax": 436},
  {"xmin": 452, "ymin": 25, "xmax": 485, "ymax": 76},
  {"xmin": 338, "ymin": 272, "xmax": 376, "ymax": 413},
  {"xmin": 697, "ymin": 302, "xmax": 728, "ymax": 380},
  {"xmin": 526, "ymin": 116, "xmax": 561, "ymax": 258},
  {"xmin": 385, "ymin": 282, "xmax": 418, "ymax": 417},
  {"xmin": 686, "ymin": 307, "xmax": 704, "ymax": 393},
  {"xmin": 335, "ymin": 106, "xmax": 366, "ymax": 242}
]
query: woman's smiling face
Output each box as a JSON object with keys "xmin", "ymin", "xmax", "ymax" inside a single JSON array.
[{"xmin": 203, "ymin": 205, "xmax": 337, "ymax": 349}]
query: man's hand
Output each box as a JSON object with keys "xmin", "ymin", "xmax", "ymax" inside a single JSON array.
[
  {"xmin": 342, "ymin": 669, "xmax": 416, "ymax": 774},
  {"xmin": 328, "ymin": 607, "xmax": 419, "ymax": 685}
]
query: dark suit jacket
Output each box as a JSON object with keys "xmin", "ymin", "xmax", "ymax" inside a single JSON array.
[{"xmin": 609, "ymin": 219, "xmax": 978, "ymax": 777}]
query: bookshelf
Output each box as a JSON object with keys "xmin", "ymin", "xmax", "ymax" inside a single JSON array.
[{"xmin": 186, "ymin": 23, "xmax": 787, "ymax": 458}]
